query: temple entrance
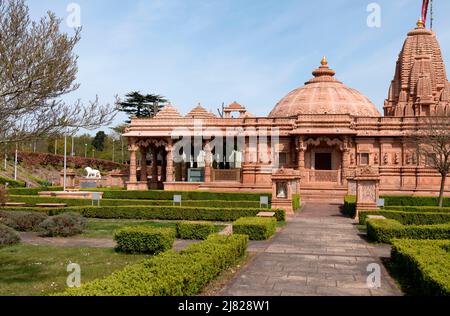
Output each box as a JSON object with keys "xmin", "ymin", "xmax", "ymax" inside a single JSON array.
[{"xmin": 315, "ymin": 153, "xmax": 332, "ymax": 170}]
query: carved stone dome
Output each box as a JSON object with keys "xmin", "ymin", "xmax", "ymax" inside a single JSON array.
[{"xmin": 269, "ymin": 57, "xmax": 381, "ymax": 118}]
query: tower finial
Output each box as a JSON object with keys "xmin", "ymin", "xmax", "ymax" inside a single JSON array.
[
  {"xmin": 321, "ymin": 56, "xmax": 328, "ymax": 66},
  {"xmin": 417, "ymin": 18, "xmax": 425, "ymax": 28}
]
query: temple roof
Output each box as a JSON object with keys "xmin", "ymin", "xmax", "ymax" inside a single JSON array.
[
  {"xmin": 384, "ymin": 20, "xmax": 449, "ymax": 116},
  {"xmin": 186, "ymin": 104, "xmax": 217, "ymax": 119},
  {"xmin": 269, "ymin": 57, "xmax": 381, "ymax": 118},
  {"xmin": 154, "ymin": 103, "xmax": 183, "ymax": 119}
]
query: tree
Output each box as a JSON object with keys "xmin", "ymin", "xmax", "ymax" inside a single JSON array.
[
  {"xmin": 118, "ymin": 91, "xmax": 167, "ymax": 123},
  {"xmin": 0, "ymin": 0, "xmax": 117, "ymax": 144},
  {"xmin": 92, "ymin": 131, "xmax": 107, "ymax": 152},
  {"xmin": 410, "ymin": 116, "xmax": 450, "ymax": 207}
]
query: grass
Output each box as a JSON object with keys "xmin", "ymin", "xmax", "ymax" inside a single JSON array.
[
  {"xmin": 81, "ymin": 219, "xmax": 225, "ymax": 238},
  {"xmin": 0, "ymin": 244, "xmax": 148, "ymax": 296}
]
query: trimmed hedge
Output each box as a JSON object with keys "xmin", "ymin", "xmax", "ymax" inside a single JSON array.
[
  {"xmin": 383, "ymin": 195, "xmax": 450, "ymax": 207},
  {"xmin": 359, "ymin": 210, "xmax": 450, "ymax": 226},
  {"xmin": 0, "ymin": 176, "xmax": 25, "ymax": 188},
  {"xmin": 384, "ymin": 206, "xmax": 450, "ymax": 213},
  {"xmin": 7, "ymin": 187, "xmax": 63, "ymax": 196},
  {"xmin": 391, "ymin": 239, "xmax": 450, "ymax": 296},
  {"xmin": 366, "ymin": 219, "xmax": 450, "ymax": 244},
  {"xmin": 292, "ymin": 194, "xmax": 301, "ymax": 212},
  {"xmin": 343, "ymin": 196, "xmax": 356, "ymax": 217},
  {"xmin": 114, "ymin": 226, "xmax": 175, "ymax": 254},
  {"xmin": 83, "ymin": 189, "xmax": 271, "ymax": 202},
  {"xmin": 0, "ymin": 206, "xmax": 286, "ymax": 222},
  {"xmin": 176, "ymin": 221, "xmax": 216, "ymax": 240},
  {"xmin": 233, "ymin": 217, "xmax": 277, "ymax": 240},
  {"xmin": 60, "ymin": 234, "xmax": 248, "ymax": 296},
  {"xmin": 7, "ymin": 195, "xmax": 261, "ymax": 209}
]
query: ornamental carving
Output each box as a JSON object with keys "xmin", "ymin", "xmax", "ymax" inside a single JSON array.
[
  {"xmin": 355, "ymin": 166, "xmax": 379, "ymax": 177},
  {"xmin": 304, "ymin": 137, "xmax": 345, "ymax": 150},
  {"xmin": 358, "ymin": 181, "xmax": 377, "ymax": 204},
  {"xmin": 136, "ymin": 139, "xmax": 168, "ymax": 149}
]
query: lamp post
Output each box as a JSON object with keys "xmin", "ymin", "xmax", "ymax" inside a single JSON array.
[
  {"xmin": 71, "ymin": 136, "xmax": 75, "ymax": 157},
  {"xmin": 63, "ymin": 132, "xmax": 67, "ymax": 192},
  {"xmin": 112, "ymin": 139, "xmax": 115, "ymax": 163},
  {"xmin": 84, "ymin": 144, "xmax": 88, "ymax": 158},
  {"xmin": 92, "ymin": 149, "xmax": 95, "ymax": 158}
]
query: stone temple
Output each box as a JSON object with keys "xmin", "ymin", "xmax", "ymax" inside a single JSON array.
[{"xmin": 123, "ymin": 20, "xmax": 450, "ymax": 212}]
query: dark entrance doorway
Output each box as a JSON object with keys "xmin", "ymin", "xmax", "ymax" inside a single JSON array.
[{"xmin": 315, "ymin": 153, "xmax": 332, "ymax": 170}]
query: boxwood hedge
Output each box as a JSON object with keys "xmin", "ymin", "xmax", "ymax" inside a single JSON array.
[
  {"xmin": 0, "ymin": 205, "xmax": 286, "ymax": 222},
  {"xmin": 359, "ymin": 210, "xmax": 450, "ymax": 225},
  {"xmin": 391, "ymin": 239, "xmax": 450, "ymax": 296},
  {"xmin": 343, "ymin": 196, "xmax": 356, "ymax": 217},
  {"xmin": 176, "ymin": 222, "xmax": 216, "ymax": 240},
  {"xmin": 366, "ymin": 219, "xmax": 450, "ymax": 244},
  {"xmin": 384, "ymin": 196, "xmax": 450, "ymax": 207},
  {"xmin": 233, "ymin": 217, "xmax": 277, "ymax": 240},
  {"xmin": 8, "ymin": 195, "xmax": 261, "ymax": 209},
  {"xmin": 0, "ymin": 176, "xmax": 26, "ymax": 188},
  {"xmin": 59, "ymin": 234, "xmax": 248, "ymax": 296},
  {"xmin": 114, "ymin": 226, "xmax": 175, "ymax": 254}
]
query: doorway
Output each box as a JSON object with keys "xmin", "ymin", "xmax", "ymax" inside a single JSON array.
[{"xmin": 315, "ymin": 153, "xmax": 332, "ymax": 170}]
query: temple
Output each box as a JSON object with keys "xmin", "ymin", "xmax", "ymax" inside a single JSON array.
[{"xmin": 123, "ymin": 20, "xmax": 450, "ymax": 209}]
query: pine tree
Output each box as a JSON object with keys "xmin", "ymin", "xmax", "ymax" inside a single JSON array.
[{"xmin": 118, "ymin": 91, "xmax": 168, "ymax": 123}]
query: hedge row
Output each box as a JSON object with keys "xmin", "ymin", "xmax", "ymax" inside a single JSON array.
[
  {"xmin": 343, "ymin": 196, "xmax": 356, "ymax": 217},
  {"xmin": 0, "ymin": 176, "xmax": 25, "ymax": 188},
  {"xmin": 7, "ymin": 195, "xmax": 262, "ymax": 209},
  {"xmin": 7, "ymin": 187, "xmax": 63, "ymax": 196},
  {"xmin": 176, "ymin": 222, "xmax": 216, "ymax": 240},
  {"xmin": 114, "ymin": 226, "xmax": 175, "ymax": 254},
  {"xmin": 383, "ymin": 206, "xmax": 450, "ymax": 213},
  {"xmin": 60, "ymin": 234, "xmax": 248, "ymax": 296},
  {"xmin": 384, "ymin": 195, "xmax": 450, "ymax": 207},
  {"xmin": 233, "ymin": 217, "xmax": 277, "ymax": 240},
  {"xmin": 359, "ymin": 210, "xmax": 450, "ymax": 226},
  {"xmin": 391, "ymin": 239, "xmax": 450, "ymax": 296},
  {"xmin": 1, "ymin": 206, "xmax": 286, "ymax": 222},
  {"xmin": 366, "ymin": 219, "xmax": 450, "ymax": 244},
  {"xmin": 83, "ymin": 190, "xmax": 271, "ymax": 202}
]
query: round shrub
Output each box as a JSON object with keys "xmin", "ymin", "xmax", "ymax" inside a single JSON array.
[
  {"xmin": 38, "ymin": 212, "xmax": 87, "ymax": 237},
  {"xmin": 114, "ymin": 226, "xmax": 176, "ymax": 254},
  {"xmin": 0, "ymin": 224, "xmax": 20, "ymax": 247},
  {"xmin": 0, "ymin": 211, "xmax": 48, "ymax": 232}
]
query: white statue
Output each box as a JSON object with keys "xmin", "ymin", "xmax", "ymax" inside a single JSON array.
[{"xmin": 85, "ymin": 167, "xmax": 102, "ymax": 179}]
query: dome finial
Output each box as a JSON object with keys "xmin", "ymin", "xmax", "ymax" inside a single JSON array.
[
  {"xmin": 417, "ymin": 18, "xmax": 425, "ymax": 29},
  {"xmin": 321, "ymin": 56, "xmax": 328, "ymax": 66}
]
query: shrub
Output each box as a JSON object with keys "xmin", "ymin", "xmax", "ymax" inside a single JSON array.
[
  {"xmin": 7, "ymin": 187, "xmax": 63, "ymax": 196},
  {"xmin": 382, "ymin": 195, "xmax": 450, "ymax": 207},
  {"xmin": 233, "ymin": 217, "xmax": 277, "ymax": 240},
  {"xmin": 2, "ymin": 205, "xmax": 286, "ymax": 222},
  {"xmin": 359, "ymin": 210, "xmax": 450, "ymax": 225},
  {"xmin": 384, "ymin": 206, "xmax": 450, "ymax": 213},
  {"xmin": 60, "ymin": 234, "xmax": 248, "ymax": 296},
  {"xmin": 83, "ymin": 189, "xmax": 271, "ymax": 202},
  {"xmin": 366, "ymin": 219, "xmax": 450, "ymax": 244},
  {"xmin": 114, "ymin": 226, "xmax": 175, "ymax": 254},
  {"xmin": 343, "ymin": 196, "xmax": 356, "ymax": 217},
  {"xmin": 0, "ymin": 224, "xmax": 20, "ymax": 247},
  {"xmin": 7, "ymin": 195, "xmax": 261, "ymax": 209},
  {"xmin": 0, "ymin": 211, "xmax": 48, "ymax": 232},
  {"xmin": 38, "ymin": 212, "xmax": 87, "ymax": 237},
  {"xmin": 0, "ymin": 176, "xmax": 25, "ymax": 188},
  {"xmin": 176, "ymin": 222, "xmax": 216, "ymax": 240},
  {"xmin": 292, "ymin": 194, "xmax": 301, "ymax": 212},
  {"xmin": 391, "ymin": 239, "xmax": 450, "ymax": 296}
]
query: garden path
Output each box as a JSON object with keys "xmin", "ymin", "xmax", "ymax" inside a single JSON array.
[{"xmin": 220, "ymin": 204, "xmax": 402, "ymax": 296}]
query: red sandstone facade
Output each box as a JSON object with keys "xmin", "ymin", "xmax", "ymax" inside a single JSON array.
[{"xmin": 123, "ymin": 22, "xmax": 450, "ymax": 203}]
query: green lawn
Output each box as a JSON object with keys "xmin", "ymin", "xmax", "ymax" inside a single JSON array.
[
  {"xmin": 81, "ymin": 219, "xmax": 225, "ymax": 238},
  {"xmin": 0, "ymin": 244, "xmax": 148, "ymax": 296}
]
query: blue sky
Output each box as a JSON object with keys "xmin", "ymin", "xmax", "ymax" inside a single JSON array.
[{"xmin": 28, "ymin": 0, "xmax": 450, "ymax": 132}]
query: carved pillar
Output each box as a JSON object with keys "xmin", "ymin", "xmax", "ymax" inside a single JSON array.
[
  {"xmin": 140, "ymin": 146, "xmax": 148, "ymax": 182},
  {"xmin": 165, "ymin": 139, "xmax": 174, "ymax": 183},
  {"xmin": 150, "ymin": 146, "xmax": 159, "ymax": 188},
  {"xmin": 128, "ymin": 140, "xmax": 138, "ymax": 183},
  {"xmin": 204, "ymin": 140, "xmax": 212, "ymax": 183}
]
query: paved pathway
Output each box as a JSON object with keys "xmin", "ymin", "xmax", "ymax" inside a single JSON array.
[{"xmin": 220, "ymin": 204, "xmax": 402, "ymax": 296}]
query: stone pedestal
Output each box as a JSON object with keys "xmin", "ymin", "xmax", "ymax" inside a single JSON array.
[
  {"xmin": 60, "ymin": 169, "xmax": 76, "ymax": 188},
  {"xmin": 355, "ymin": 166, "xmax": 380, "ymax": 220},
  {"xmin": 126, "ymin": 181, "xmax": 149, "ymax": 191},
  {"xmin": 271, "ymin": 168, "xmax": 301, "ymax": 215},
  {"xmin": 107, "ymin": 169, "xmax": 129, "ymax": 188}
]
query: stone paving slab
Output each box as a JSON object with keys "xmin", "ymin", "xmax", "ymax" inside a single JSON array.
[{"xmin": 220, "ymin": 204, "xmax": 402, "ymax": 297}]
